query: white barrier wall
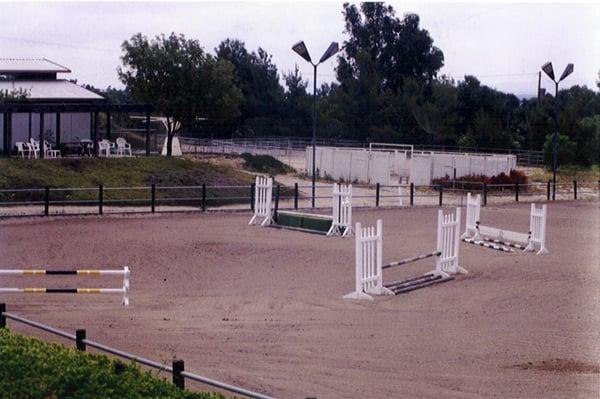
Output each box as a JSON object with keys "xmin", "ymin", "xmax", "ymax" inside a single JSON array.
[{"xmin": 306, "ymin": 147, "xmax": 518, "ymax": 185}]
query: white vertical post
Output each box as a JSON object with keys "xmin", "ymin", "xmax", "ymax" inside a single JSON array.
[{"xmin": 122, "ymin": 266, "xmax": 130, "ymax": 307}]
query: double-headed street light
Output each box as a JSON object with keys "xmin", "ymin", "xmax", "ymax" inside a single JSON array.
[
  {"xmin": 292, "ymin": 41, "xmax": 339, "ymax": 208},
  {"xmin": 540, "ymin": 62, "xmax": 574, "ymax": 200}
]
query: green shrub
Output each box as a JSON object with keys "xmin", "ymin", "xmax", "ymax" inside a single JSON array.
[
  {"xmin": 432, "ymin": 170, "xmax": 528, "ymax": 190},
  {"xmin": 0, "ymin": 328, "xmax": 225, "ymax": 399},
  {"xmin": 240, "ymin": 153, "xmax": 294, "ymax": 175},
  {"xmin": 543, "ymin": 133, "xmax": 578, "ymax": 166}
]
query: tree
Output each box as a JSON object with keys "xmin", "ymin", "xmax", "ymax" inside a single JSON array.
[
  {"xmin": 0, "ymin": 88, "xmax": 29, "ymax": 102},
  {"xmin": 339, "ymin": 3, "xmax": 444, "ymax": 94},
  {"xmin": 119, "ymin": 33, "xmax": 241, "ymax": 155},
  {"xmin": 282, "ymin": 65, "xmax": 312, "ymax": 136},
  {"xmin": 216, "ymin": 39, "xmax": 285, "ymax": 136}
]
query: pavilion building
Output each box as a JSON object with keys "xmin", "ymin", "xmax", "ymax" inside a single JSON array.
[{"xmin": 0, "ymin": 58, "xmax": 152, "ymax": 157}]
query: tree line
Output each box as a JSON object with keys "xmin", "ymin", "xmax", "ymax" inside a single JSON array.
[{"xmin": 110, "ymin": 2, "xmax": 599, "ymax": 164}]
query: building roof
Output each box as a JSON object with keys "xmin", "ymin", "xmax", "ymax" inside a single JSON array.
[
  {"xmin": 0, "ymin": 80, "xmax": 104, "ymax": 101},
  {"xmin": 0, "ymin": 58, "xmax": 71, "ymax": 73}
]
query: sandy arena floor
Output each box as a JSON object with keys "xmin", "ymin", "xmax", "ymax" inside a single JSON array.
[{"xmin": 1, "ymin": 201, "xmax": 599, "ymax": 398}]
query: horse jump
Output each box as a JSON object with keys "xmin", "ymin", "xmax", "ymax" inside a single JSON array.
[
  {"xmin": 343, "ymin": 208, "xmax": 467, "ymax": 301},
  {"xmin": 249, "ymin": 175, "xmax": 353, "ymax": 236},
  {"xmin": 461, "ymin": 193, "xmax": 548, "ymax": 255},
  {"xmin": 0, "ymin": 267, "xmax": 130, "ymax": 306}
]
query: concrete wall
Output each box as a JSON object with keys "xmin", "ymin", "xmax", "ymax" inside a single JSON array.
[{"xmin": 307, "ymin": 147, "xmax": 518, "ymax": 185}]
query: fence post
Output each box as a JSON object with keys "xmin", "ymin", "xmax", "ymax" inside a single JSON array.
[
  {"xmin": 44, "ymin": 186, "xmax": 50, "ymax": 216},
  {"xmin": 438, "ymin": 186, "xmax": 443, "ymax": 206},
  {"xmin": 483, "ymin": 183, "xmax": 488, "ymax": 206},
  {"xmin": 410, "ymin": 183, "xmax": 414, "ymax": 206},
  {"xmin": 274, "ymin": 185, "xmax": 281, "ymax": 221},
  {"xmin": 76, "ymin": 329, "xmax": 86, "ymax": 351},
  {"xmin": 294, "ymin": 182, "xmax": 298, "ymax": 209},
  {"xmin": 250, "ymin": 182, "xmax": 255, "ymax": 211},
  {"xmin": 515, "ymin": 182, "xmax": 519, "ymax": 202},
  {"xmin": 573, "ymin": 180, "xmax": 577, "ymax": 200},
  {"xmin": 172, "ymin": 359, "xmax": 185, "ymax": 390},
  {"xmin": 202, "ymin": 183, "xmax": 206, "ymax": 212},
  {"xmin": 98, "ymin": 184, "xmax": 103, "ymax": 215},
  {"xmin": 547, "ymin": 180, "xmax": 551, "ymax": 201},
  {"xmin": 375, "ymin": 183, "xmax": 380, "ymax": 207},
  {"xmin": 151, "ymin": 184, "xmax": 156, "ymax": 213},
  {"xmin": 0, "ymin": 303, "xmax": 5, "ymax": 328},
  {"xmin": 552, "ymin": 180, "xmax": 556, "ymax": 201}
]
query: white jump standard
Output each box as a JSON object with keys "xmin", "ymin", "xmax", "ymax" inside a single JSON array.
[
  {"xmin": 343, "ymin": 208, "xmax": 467, "ymax": 301},
  {"xmin": 461, "ymin": 193, "xmax": 548, "ymax": 255},
  {"xmin": 248, "ymin": 175, "xmax": 274, "ymax": 226},
  {"xmin": 0, "ymin": 267, "xmax": 130, "ymax": 306}
]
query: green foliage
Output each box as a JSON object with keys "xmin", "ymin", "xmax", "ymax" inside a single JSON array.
[
  {"xmin": 215, "ymin": 39, "xmax": 285, "ymax": 136},
  {"xmin": 0, "ymin": 157, "xmax": 254, "ymax": 206},
  {"xmin": 110, "ymin": 4, "xmax": 599, "ymax": 168},
  {"xmin": 432, "ymin": 170, "xmax": 528, "ymax": 191},
  {"xmin": 119, "ymin": 33, "xmax": 241, "ymax": 155},
  {"xmin": 240, "ymin": 153, "xmax": 294, "ymax": 175},
  {"xmin": 0, "ymin": 329, "xmax": 224, "ymax": 399},
  {"xmin": 0, "ymin": 87, "xmax": 30, "ymax": 102},
  {"xmin": 543, "ymin": 133, "xmax": 578, "ymax": 166}
]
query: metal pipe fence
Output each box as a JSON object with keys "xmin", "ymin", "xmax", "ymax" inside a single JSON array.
[
  {"xmin": 0, "ymin": 304, "xmax": 274, "ymax": 399},
  {"xmin": 178, "ymin": 136, "xmax": 545, "ymax": 166},
  {"xmin": 0, "ymin": 180, "xmax": 597, "ymax": 218}
]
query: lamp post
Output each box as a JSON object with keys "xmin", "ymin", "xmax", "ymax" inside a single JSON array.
[
  {"xmin": 540, "ymin": 62, "xmax": 574, "ymax": 200},
  {"xmin": 292, "ymin": 41, "xmax": 339, "ymax": 208}
]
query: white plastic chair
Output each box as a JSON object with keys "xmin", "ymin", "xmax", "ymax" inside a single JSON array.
[
  {"xmin": 29, "ymin": 139, "xmax": 40, "ymax": 159},
  {"xmin": 44, "ymin": 140, "xmax": 61, "ymax": 158},
  {"xmin": 116, "ymin": 137, "xmax": 132, "ymax": 157},
  {"xmin": 16, "ymin": 142, "xmax": 31, "ymax": 158},
  {"xmin": 98, "ymin": 140, "xmax": 114, "ymax": 157}
]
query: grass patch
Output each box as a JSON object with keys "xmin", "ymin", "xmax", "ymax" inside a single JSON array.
[
  {"xmin": 240, "ymin": 153, "xmax": 294, "ymax": 175},
  {"xmin": 527, "ymin": 164, "xmax": 600, "ymax": 183},
  {"xmin": 0, "ymin": 328, "xmax": 225, "ymax": 398},
  {"xmin": 0, "ymin": 157, "xmax": 255, "ymax": 206}
]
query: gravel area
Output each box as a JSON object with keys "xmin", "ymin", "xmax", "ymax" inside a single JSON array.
[{"xmin": 0, "ymin": 201, "xmax": 598, "ymax": 398}]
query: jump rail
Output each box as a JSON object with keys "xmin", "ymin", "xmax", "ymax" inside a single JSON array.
[
  {"xmin": 0, "ymin": 267, "xmax": 130, "ymax": 306},
  {"xmin": 344, "ymin": 208, "xmax": 467, "ymax": 300}
]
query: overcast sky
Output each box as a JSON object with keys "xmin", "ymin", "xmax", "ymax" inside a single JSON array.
[{"xmin": 1, "ymin": 1, "xmax": 598, "ymax": 97}]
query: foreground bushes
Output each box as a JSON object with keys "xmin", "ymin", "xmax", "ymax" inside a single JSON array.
[{"xmin": 0, "ymin": 329, "xmax": 224, "ymax": 399}]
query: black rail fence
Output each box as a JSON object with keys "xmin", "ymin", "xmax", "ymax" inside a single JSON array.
[
  {"xmin": 0, "ymin": 180, "xmax": 598, "ymax": 218},
  {"xmin": 0, "ymin": 304, "xmax": 274, "ymax": 399}
]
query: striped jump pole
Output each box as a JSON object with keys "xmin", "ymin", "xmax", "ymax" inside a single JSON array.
[
  {"xmin": 0, "ymin": 267, "xmax": 130, "ymax": 306},
  {"xmin": 382, "ymin": 251, "xmax": 441, "ymax": 270}
]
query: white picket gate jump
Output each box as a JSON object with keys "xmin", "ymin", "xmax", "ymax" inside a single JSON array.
[
  {"xmin": 249, "ymin": 175, "xmax": 274, "ymax": 226},
  {"xmin": 461, "ymin": 192, "xmax": 548, "ymax": 255},
  {"xmin": 0, "ymin": 267, "xmax": 130, "ymax": 306},
  {"xmin": 343, "ymin": 208, "xmax": 467, "ymax": 300},
  {"xmin": 327, "ymin": 183, "xmax": 353, "ymax": 237}
]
